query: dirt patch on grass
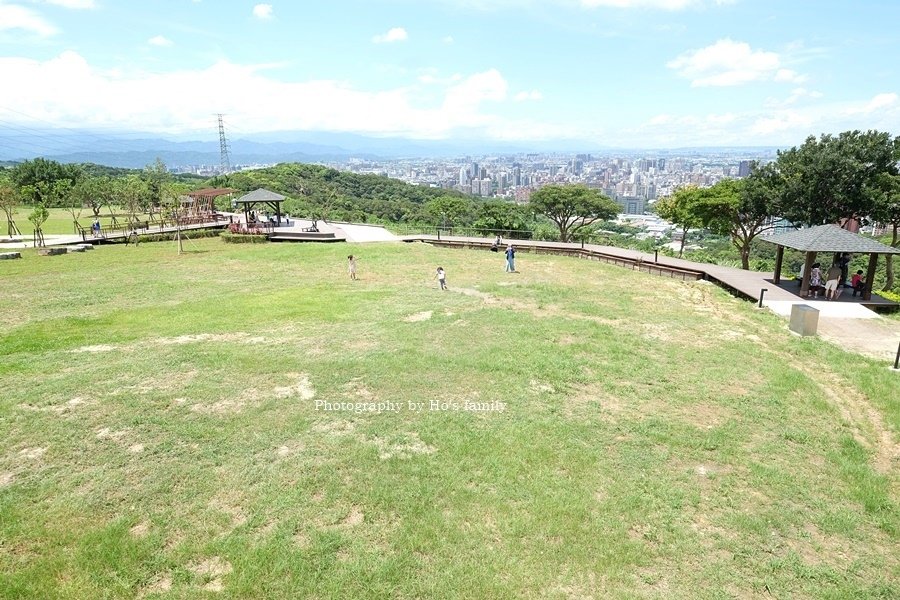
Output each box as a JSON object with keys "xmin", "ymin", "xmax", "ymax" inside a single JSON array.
[
  {"xmin": 274, "ymin": 373, "xmax": 315, "ymax": 400},
  {"xmin": 189, "ymin": 557, "xmax": 231, "ymax": 576},
  {"xmin": 0, "ymin": 472, "xmax": 14, "ymax": 487},
  {"xmin": 190, "ymin": 398, "xmax": 245, "ymax": 415},
  {"xmin": 70, "ymin": 344, "xmax": 117, "ymax": 353},
  {"xmin": 339, "ymin": 506, "xmax": 364, "ymax": 528},
  {"xmin": 130, "ymin": 521, "xmax": 150, "ymax": 538},
  {"xmin": 209, "ymin": 497, "xmax": 248, "ymax": 531},
  {"xmin": 18, "ymin": 447, "xmax": 47, "ymax": 460},
  {"xmin": 188, "ymin": 557, "xmax": 232, "ymax": 591},
  {"xmin": 371, "ymin": 432, "xmax": 437, "ymax": 460},
  {"xmin": 138, "ymin": 574, "xmax": 172, "ymax": 598},
  {"xmin": 403, "ymin": 311, "xmax": 433, "ymax": 322},
  {"xmin": 342, "ymin": 379, "xmax": 377, "ymax": 401},
  {"xmin": 311, "ymin": 419, "xmax": 357, "ymax": 436},
  {"xmin": 530, "ymin": 380, "xmax": 556, "ymax": 394},
  {"xmin": 70, "ymin": 333, "xmax": 268, "ymax": 355},
  {"xmin": 96, "ymin": 427, "xmax": 128, "ymax": 441}
]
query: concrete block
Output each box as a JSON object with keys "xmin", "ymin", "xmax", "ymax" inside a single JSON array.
[
  {"xmin": 0, "ymin": 252, "xmax": 22, "ymax": 260},
  {"xmin": 77, "ymin": 244, "xmax": 94, "ymax": 250},
  {"xmin": 65, "ymin": 246, "xmax": 86, "ymax": 253},
  {"xmin": 37, "ymin": 248, "xmax": 67, "ymax": 256},
  {"xmin": 789, "ymin": 304, "xmax": 819, "ymax": 337}
]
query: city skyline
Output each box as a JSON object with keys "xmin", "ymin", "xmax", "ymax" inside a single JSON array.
[{"xmin": 0, "ymin": 1, "xmax": 898, "ymax": 148}]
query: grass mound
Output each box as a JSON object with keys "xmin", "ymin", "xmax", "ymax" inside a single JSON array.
[{"xmin": 0, "ymin": 239, "xmax": 897, "ymax": 598}]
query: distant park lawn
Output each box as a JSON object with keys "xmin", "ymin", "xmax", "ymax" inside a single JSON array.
[
  {"xmin": 0, "ymin": 239, "xmax": 897, "ymax": 598},
  {"xmin": 6, "ymin": 207, "xmax": 144, "ymax": 236}
]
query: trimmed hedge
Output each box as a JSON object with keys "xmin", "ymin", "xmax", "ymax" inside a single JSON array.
[
  {"xmin": 220, "ymin": 232, "xmax": 269, "ymax": 244},
  {"xmin": 133, "ymin": 229, "xmax": 225, "ymax": 244}
]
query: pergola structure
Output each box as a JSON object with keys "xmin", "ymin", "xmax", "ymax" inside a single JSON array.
[
  {"xmin": 233, "ymin": 188, "xmax": 286, "ymax": 226},
  {"xmin": 763, "ymin": 224, "xmax": 900, "ymax": 301},
  {"xmin": 184, "ymin": 188, "xmax": 238, "ymax": 216}
]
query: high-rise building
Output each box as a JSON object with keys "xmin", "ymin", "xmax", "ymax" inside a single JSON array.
[
  {"xmin": 738, "ymin": 160, "xmax": 752, "ymax": 177},
  {"xmin": 459, "ymin": 166, "xmax": 468, "ymax": 186}
]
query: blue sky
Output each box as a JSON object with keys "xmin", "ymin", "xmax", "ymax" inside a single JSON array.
[{"xmin": 0, "ymin": 0, "xmax": 898, "ymax": 148}]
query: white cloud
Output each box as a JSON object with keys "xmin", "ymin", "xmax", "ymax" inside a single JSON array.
[
  {"xmin": 0, "ymin": 4, "xmax": 58, "ymax": 36},
  {"xmin": 372, "ymin": 27, "xmax": 408, "ymax": 43},
  {"xmin": 148, "ymin": 35, "xmax": 173, "ymax": 47},
  {"xmin": 39, "ymin": 0, "xmax": 96, "ymax": 8},
  {"xmin": 514, "ymin": 90, "xmax": 543, "ymax": 102},
  {"xmin": 774, "ymin": 68, "xmax": 806, "ymax": 84},
  {"xmin": 252, "ymin": 3, "xmax": 273, "ymax": 19},
  {"xmin": 629, "ymin": 92, "xmax": 900, "ymax": 147},
  {"xmin": 442, "ymin": 35, "xmax": 454, "ymax": 44},
  {"xmin": 864, "ymin": 92, "xmax": 898, "ymax": 111},
  {"xmin": 0, "ymin": 52, "xmax": 545, "ymax": 139},
  {"xmin": 667, "ymin": 39, "xmax": 804, "ymax": 87}
]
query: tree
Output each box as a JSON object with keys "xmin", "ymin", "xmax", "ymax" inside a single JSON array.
[
  {"xmin": 654, "ymin": 186, "xmax": 704, "ymax": 258},
  {"xmin": 692, "ymin": 166, "xmax": 779, "ymax": 270},
  {"xmin": 424, "ymin": 196, "xmax": 475, "ymax": 228},
  {"xmin": 28, "ymin": 204, "xmax": 49, "ymax": 247},
  {"xmin": 0, "ymin": 185, "xmax": 21, "ymax": 236},
  {"xmin": 529, "ymin": 184, "xmax": 620, "ymax": 243},
  {"xmin": 10, "ymin": 158, "xmax": 82, "ymax": 206},
  {"xmin": 71, "ymin": 175, "xmax": 114, "ymax": 221},
  {"xmin": 472, "ymin": 200, "xmax": 531, "ymax": 235},
  {"xmin": 142, "ymin": 158, "xmax": 169, "ymax": 209},
  {"xmin": 774, "ymin": 130, "xmax": 899, "ymax": 226},
  {"xmin": 114, "ymin": 176, "xmax": 150, "ymax": 224},
  {"xmin": 873, "ymin": 173, "xmax": 900, "ymax": 290}
]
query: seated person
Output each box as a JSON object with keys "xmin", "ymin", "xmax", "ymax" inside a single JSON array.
[{"xmin": 851, "ymin": 270, "xmax": 866, "ymax": 297}]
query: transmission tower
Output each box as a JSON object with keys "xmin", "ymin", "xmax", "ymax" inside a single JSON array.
[{"xmin": 217, "ymin": 114, "xmax": 232, "ymax": 174}]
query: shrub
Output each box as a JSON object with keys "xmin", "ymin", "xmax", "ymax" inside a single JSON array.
[{"xmin": 221, "ymin": 232, "xmax": 268, "ymax": 244}]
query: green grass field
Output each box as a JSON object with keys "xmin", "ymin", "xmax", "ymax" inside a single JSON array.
[{"xmin": 0, "ymin": 239, "xmax": 897, "ymax": 598}]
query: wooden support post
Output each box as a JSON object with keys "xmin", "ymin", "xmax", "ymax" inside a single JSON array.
[
  {"xmin": 863, "ymin": 253, "xmax": 878, "ymax": 301},
  {"xmin": 773, "ymin": 245, "xmax": 784, "ymax": 284},
  {"xmin": 800, "ymin": 251, "xmax": 816, "ymax": 297}
]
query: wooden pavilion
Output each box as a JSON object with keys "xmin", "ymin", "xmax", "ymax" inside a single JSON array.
[
  {"xmin": 762, "ymin": 224, "xmax": 900, "ymax": 301},
  {"xmin": 233, "ymin": 189, "xmax": 286, "ymax": 226}
]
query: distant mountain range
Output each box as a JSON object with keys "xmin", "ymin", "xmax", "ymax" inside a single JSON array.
[{"xmin": 0, "ymin": 128, "xmax": 780, "ymax": 168}]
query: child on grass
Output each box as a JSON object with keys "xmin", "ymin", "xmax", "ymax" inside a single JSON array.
[
  {"xmin": 434, "ymin": 266, "xmax": 447, "ymax": 290},
  {"xmin": 348, "ymin": 255, "xmax": 357, "ymax": 280}
]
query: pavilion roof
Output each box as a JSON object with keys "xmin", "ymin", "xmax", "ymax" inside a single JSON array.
[
  {"xmin": 761, "ymin": 224, "xmax": 900, "ymax": 254},
  {"xmin": 234, "ymin": 188, "xmax": 286, "ymax": 203}
]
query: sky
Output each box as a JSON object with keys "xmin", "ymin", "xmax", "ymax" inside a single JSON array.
[{"xmin": 0, "ymin": 0, "xmax": 898, "ymax": 149}]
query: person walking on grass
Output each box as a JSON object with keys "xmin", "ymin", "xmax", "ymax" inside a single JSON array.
[
  {"xmin": 348, "ymin": 255, "xmax": 358, "ymax": 280},
  {"xmin": 434, "ymin": 266, "xmax": 447, "ymax": 290},
  {"xmin": 505, "ymin": 244, "xmax": 516, "ymax": 273}
]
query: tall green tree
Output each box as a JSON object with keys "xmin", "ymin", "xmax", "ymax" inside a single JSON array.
[
  {"xmin": 472, "ymin": 200, "xmax": 531, "ymax": 235},
  {"xmin": 10, "ymin": 158, "xmax": 82, "ymax": 206},
  {"xmin": 142, "ymin": 158, "xmax": 170, "ymax": 208},
  {"xmin": 654, "ymin": 186, "xmax": 704, "ymax": 258},
  {"xmin": 529, "ymin": 184, "xmax": 620, "ymax": 243},
  {"xmin": 424, "ymin": 196, "xmax": 476, "ymax": 228},
  {"xmin": 873, "ymin": 173, "xmax": 900, "ymax": 290},
  {"xmin": 692, "ymin": 166, "xmax": 779, "ymax": 270},
  {"xmin": 774, "ymin": 130, "xmax": 899, "ymax": 226}
]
